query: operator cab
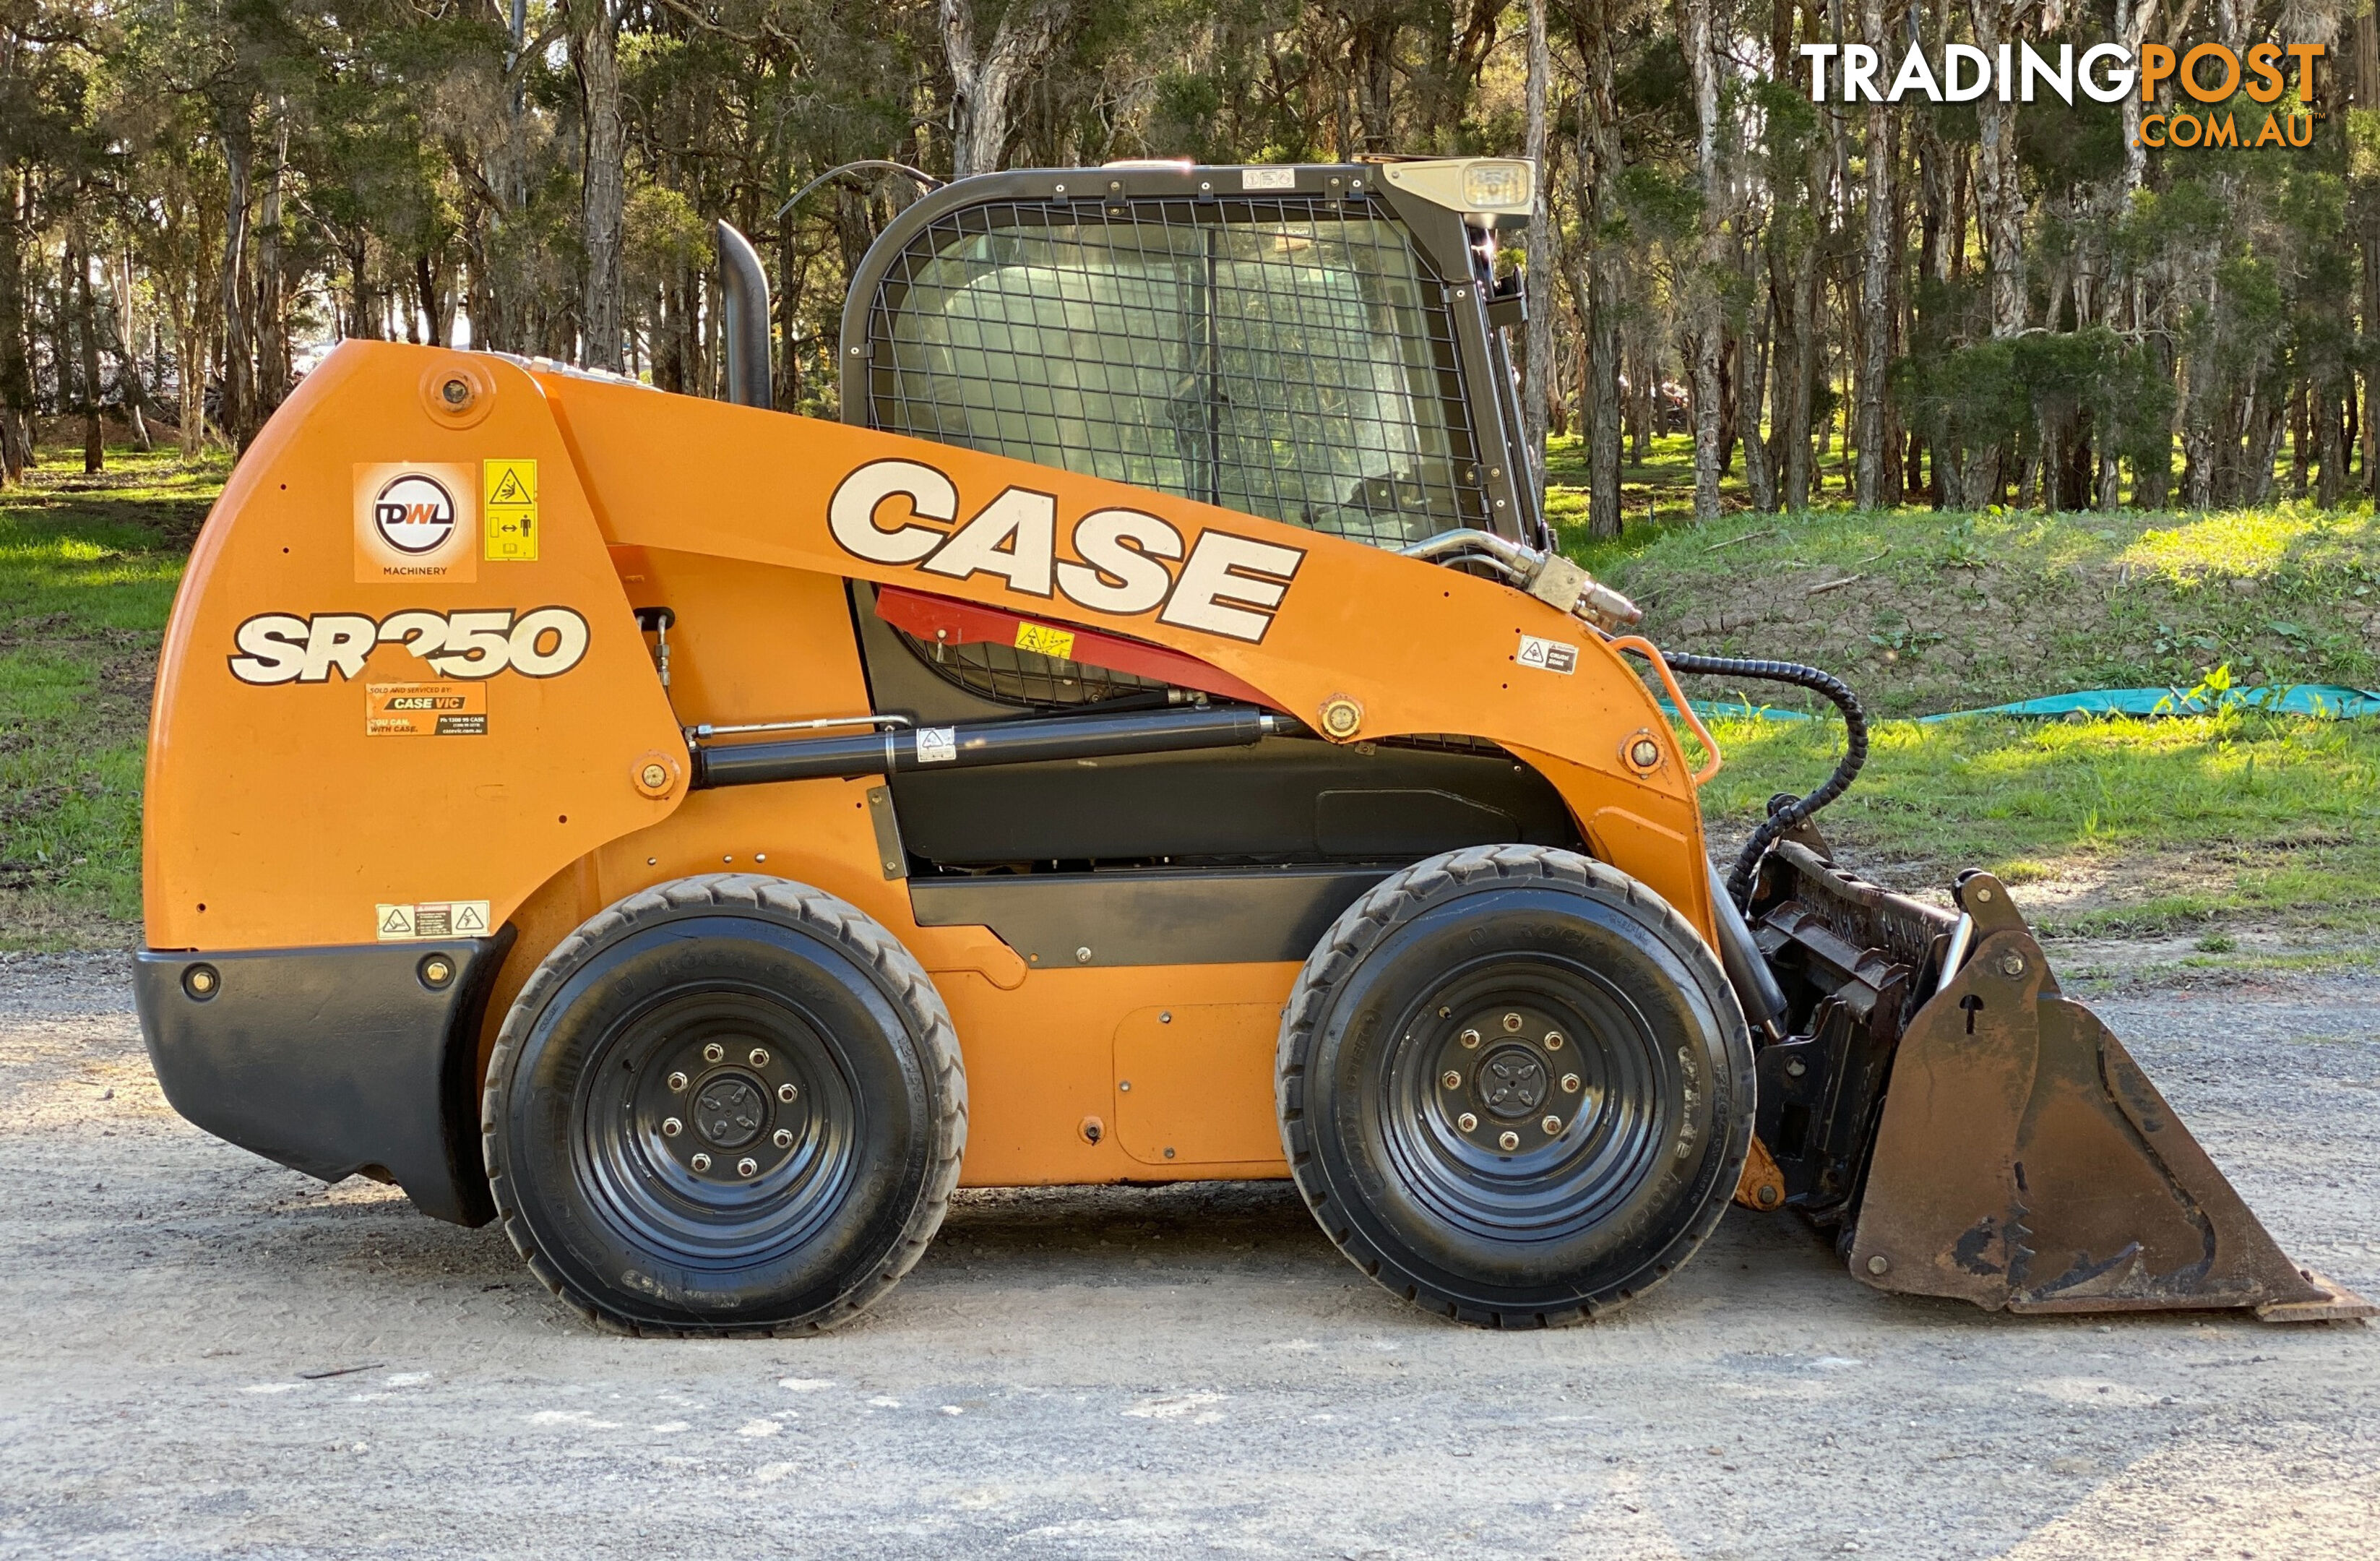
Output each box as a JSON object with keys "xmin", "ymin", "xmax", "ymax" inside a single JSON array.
[{"xmin": 810, "ymin": 159, "xmax": 1574, "ymax": 909}]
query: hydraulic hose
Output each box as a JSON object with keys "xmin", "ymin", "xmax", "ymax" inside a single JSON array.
[{"xmin": 1657, "ymin": 652, "xmax": 1870, "ymax": 908}]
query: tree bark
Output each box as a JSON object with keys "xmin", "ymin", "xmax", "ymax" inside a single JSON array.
[
  {"xmin": 1519, "ymin": 0, "xmax": 1553, "ymax": 489},
  {"xmin": 0, "ymin": 173, "xmax": 32, "ymax": 483},
  {"xmin": 943, "ymin": 0, "xmax": 1074, "ymax": 179},
  {"xmin": 215, "ymin": 94, "xmax": 257, "ymax": 450},
  {"xmin": 1740, "ymin": 265, "xmax": 1776, "ymax": 512},
  {"xmin": 2318, "ymin": 382, "xmax": 2346, "ymax": 507},
  {"xmin": 1853, "ymin": 0, "xmax": 1893, "ymax": 511},
  {"xmin": 1969, "ymin": 0, "xmax": 2026, "ymax": 337},
  {"xmin": 572, "ymin": 0, "xmax": 626, "ymax": 371},
  {"xmin": 1567, "ymin": 0, "xmax": 1625, "ymax": 536},
  {"xmin": 255, "ymin": 103, "xmax": 290, "ymax": 418},
  {"xmin": 1680, "ymin": 0, "xmax": 1725, "ymax": 520},
  {"xmin": 105, "ymin": 249, "xmax": 152, "ymax": 452},
  {"xmin": 70, "ymin": 225, "xmax": 103, "ymax": 472},
  {"xmin": 1777, "ymin": 197, "xmax": 1819, "ymax": 512}
]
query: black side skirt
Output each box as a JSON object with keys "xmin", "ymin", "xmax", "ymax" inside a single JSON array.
[{"xmin": 134, "ymin": 933, "xmax": 514, "ymax": 1226}]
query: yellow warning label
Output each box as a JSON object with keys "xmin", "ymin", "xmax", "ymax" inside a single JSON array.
[
  {"xmin": 1014, "ymin": 621, "xmax": 1076, "ymax": 658},
  {"xmin": 483, "ymin": 458, "xmax": 539, "ymax": 562}
]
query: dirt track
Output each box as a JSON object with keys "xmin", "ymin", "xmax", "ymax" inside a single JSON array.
[{"xmin": 0, "ymin": 952, "xmax": 2373, "ymax": 1559}]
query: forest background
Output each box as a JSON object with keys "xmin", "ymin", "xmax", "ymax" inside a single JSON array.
[
  {"xmin": 7, "ymin": 0, "xmax": 2380, "ymax": 963},
  {"xmin": 4, "ymin": 0, "xmax": 2380, "ymax": 522}
]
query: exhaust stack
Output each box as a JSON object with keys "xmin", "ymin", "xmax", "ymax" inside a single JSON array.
[{"xmin": 715, "ymin": 220, "xmax": 772, "ymax": 409}]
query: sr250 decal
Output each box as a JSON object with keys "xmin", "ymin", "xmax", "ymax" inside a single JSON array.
[
  {"xmin": 829, "ymin": 459, "xmax": 1305, "ymax": 644},
  {"xmin": 228, "ymin": 606, "xmax": 591, "ymax": 685}
]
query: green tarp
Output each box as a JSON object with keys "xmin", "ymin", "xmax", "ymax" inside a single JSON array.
[{"xmin": 1660, "ymin": 685, "xmax": 2380, "ymax": 724}]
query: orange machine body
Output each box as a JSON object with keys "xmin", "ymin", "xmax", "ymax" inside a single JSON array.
[{"xmin": 143, "ymin": 342, "xmax": 1712, "ymax": 1203}]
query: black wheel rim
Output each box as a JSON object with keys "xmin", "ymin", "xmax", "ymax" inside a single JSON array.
[
  {"xmin": 574, "ymin": 981, "xmax": 861, "ymax": 1268},
  {"xmin": 1374, "ymin": 952, "xmax": 1673, "ymax": 1244}
]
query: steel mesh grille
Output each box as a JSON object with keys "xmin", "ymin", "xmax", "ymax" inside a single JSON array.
[{"xmin": 860, "ymin": 194, "xmax": 1486, "ymax": 706}]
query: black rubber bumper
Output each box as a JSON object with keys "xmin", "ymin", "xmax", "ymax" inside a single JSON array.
[{"xmin": 134, "ymin": 933, "xmax": 514, "ymax": 1226}]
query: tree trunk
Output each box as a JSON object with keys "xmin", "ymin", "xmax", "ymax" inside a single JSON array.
[
  {"xmin": 572, "ymin": 0, "xmax": 626, "ymax": 371},
  {"xmin": 943, "ymin": 0, "xmax": 1074, "ymax": 178},
  {"xmin": 416, "ymin": 254, "xmax": 442, "ymax": 350},
  {"xmin": 1780, "ymin": 227, "xmax": 1817, "ymax": 511},
  {"xmin": 1571, "ymin": 4, "xmax": 1626, "ymax": 541},
  {"xmin": 1739, "ymin": 270, "xmax": 1775, "ymax": 512},
  {"xmin": 0, "ymin": 175, "xmax": 32, "ymax": 483},
  {"xmin": 1969, "ymin": 0, "xmax": 2026, "ymax": 338},
  {"xmin": 1519, "ymin": 0, "xmax": 1553, "ymax": 489},
  {"xmin": 1853, "ymin": 0, "xmax": 1893, "ymax": 512},
  {"xmin": 215, "ymin": 95, "xmax": 257, "ymax": 450},
  {"xmin": 105, "ymin": 249, "xmax": 153, "ymax": 452},
  {"xmin": 70, "ymin": 227, "xmax": 103, "ymax": 473},
  {"xmin": 1680, "ymin": 0, "xmax": 1725, "ymax": 520},
  {"xmin": 2318, "ymin": 382, "xmax": 2346, "ymax": 507},
  {"xmin": 255, "ymin": 105, "xmax": 290, "ymax": 419}
]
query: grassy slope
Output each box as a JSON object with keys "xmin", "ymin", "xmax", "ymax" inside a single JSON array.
[
  {"xmin": 1540, "ymin": 434, "xmax": 2380, "ymax": 942},
  {"xmin": 1, "ymin": 447, "xmax": 223, "ymax": 949},
  {"xmin": 4, "ymin": 436, "xmax": 2378, "ymax": 952},
  {"xmin": 1697, "ymin": 712, "xmax": 2380, "ymax": 942}
]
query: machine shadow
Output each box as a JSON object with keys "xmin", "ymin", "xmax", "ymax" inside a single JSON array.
[{"xmin": 916, "ymin": 1179, "xmax": 1335, "ymax": 1275}]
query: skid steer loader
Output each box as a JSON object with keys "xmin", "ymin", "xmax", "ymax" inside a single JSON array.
[{"xmin": 136, "ymin": 157, "xmax": 2368, "ymax": 1333}]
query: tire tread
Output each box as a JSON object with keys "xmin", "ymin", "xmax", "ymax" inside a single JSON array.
[
  {"xmin": 480, "ymin": 873, "xmax": 966, "ymax": 1337},
  {"xmin": 1274, "ymin": 844, "xmax": 1751, "ymax": 1330}
]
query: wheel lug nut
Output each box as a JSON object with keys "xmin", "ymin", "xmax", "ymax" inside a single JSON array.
[
  {"xmin": 1561, "ymin": 1073, "xmax": 1580, "ymax": 1093},
  {"xmin": 1545, "ymin": 1031, "xmax": 1565, "ymax": 1050},
  {"xmin": 703, "ymin": 1043, "xmax": 724, "ymax": 1063},
  {"xmin": 1501, "ymin": 1012, "xmax": 1523, "ymax": 1032},
  {"xmin": 690, "ymin": 1152, "xmax": 711, "ymax": 1172},
  {"xmin": 667, "ymin": 1072, "xmax": 688, "ymax": 1092},
  {"xmin": 1460, "ymin": 1028, "xmax": 1481, "ymax": 1049},
  {"xmin": 1542, "ymin": 1115, "xmax": 1562, "ymax": 1135},
  {"xmin": 736, "ymin": 1157, "xmax": 758, "ymax": 1177},
  {"xmin": 749, "ymin": 1048, "xmax": 770, "ymax": 1067},
  {"xmin": 777, "ymin": 1083, "xmax": 798, "ymax": 1103},
  {"xmin": 773, "ymin": 1129, "xmax": 793, "ymax": 1148},
  {"xmin": 1498, "ymin": 1130, "xmax": 1521, "ymax": 1151},
  {"xmin": 1441, "ymin": 1070, "xmax": 1463, "ymax": 1089},
  {"xmin": 661, "ymin": 1117, "xmax": 683, "ymax": 1137},
  {"xmin": 1457, "ymin": 1111, "xmax": 1479, "ymax": 1132}
]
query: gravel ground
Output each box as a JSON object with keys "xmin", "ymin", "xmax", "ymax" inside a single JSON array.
[{"xmin": 0, "ymin": 952, "xmax": 2373, "ymax": 1560}]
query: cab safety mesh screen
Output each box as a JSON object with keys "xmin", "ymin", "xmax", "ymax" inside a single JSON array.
[{"xmin": 858, "ymin": 196, "xmax": 1488, "ymax": 706}]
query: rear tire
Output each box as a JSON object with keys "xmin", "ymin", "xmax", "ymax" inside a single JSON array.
[
  {"xmin": 1277, "ymin": 845, "xmax": 1751, "ymax": 1327},
  {"xmin": 483, "ymin": 874, "xmax": 965, "ymax": 1335}
]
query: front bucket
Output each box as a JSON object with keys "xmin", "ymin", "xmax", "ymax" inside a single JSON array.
[{"xmin": 1749, "ymin": 845, "xmax": 2371, "ymax": 1323}]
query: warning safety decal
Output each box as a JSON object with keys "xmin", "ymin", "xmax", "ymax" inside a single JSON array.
[
  {"xmin": 483, "ymin": 458, "xmax": 539, "ymax": 562},
  {"xmin": 1517, "ymin": 633, "xmax": 1579, "ymax": 674},
  {"xmin": 1013, "ymin": 621, "xmax": 1075, "ymax": 658},
  {"xmin": 376, "ymin": 900, "xmax": 491, "ymax": 941},
  {"xmin": 366, "ymin": 680, "xmax": 488, "ymax": 736}
]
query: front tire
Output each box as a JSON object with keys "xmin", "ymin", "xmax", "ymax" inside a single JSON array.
[
  {"xmin": 1277, "ymin": 845, "xmax": 1751, "ymax": 1327},
  {"xmin": 483, "ymin": 874, "xmax": 965, "ymax": 1335}
]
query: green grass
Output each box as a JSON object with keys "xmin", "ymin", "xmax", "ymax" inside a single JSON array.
[
  {"xmin": 1, "ymin": 444, "xmax": 225, "ymax": 948},
  {"xmin": 1541, "ymin": 431, "xmax": 1769, "ymax": 537},
  {"xmin": 1695, "ymin": 708, "xmax": 2380, "ymax": 937},
  {"xmin": 1565, "ymin": 496, "xmax": 2380, "ymax": 719}
]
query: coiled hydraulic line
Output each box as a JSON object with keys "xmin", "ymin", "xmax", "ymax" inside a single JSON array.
[{"xmin": 1657, "ymin": 652, "xmax": 1871, "ymax": 908}]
